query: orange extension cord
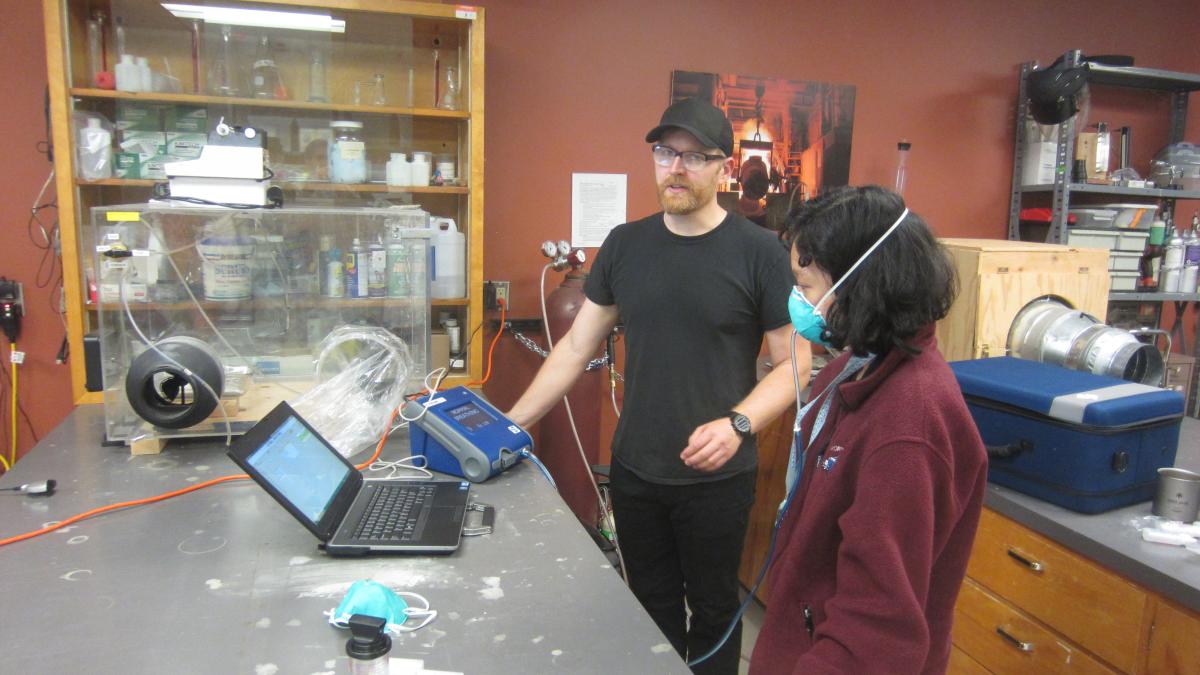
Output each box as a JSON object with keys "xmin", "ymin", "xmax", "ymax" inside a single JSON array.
[
  {"xmin": 0, "ymin": 302, "xmax": 512, "ymax": 549},
  {"xmin": 0, "ymin": 409, "xmax": 399, "ymax": 548}
]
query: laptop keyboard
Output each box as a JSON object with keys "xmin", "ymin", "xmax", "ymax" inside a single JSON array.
[{"xmin": 352, "ymin": 483, "xmax": 436, "ymax": 542}]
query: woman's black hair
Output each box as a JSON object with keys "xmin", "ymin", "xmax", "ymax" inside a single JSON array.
[{"xmin": 781, "ymin": 185, "xmax": 958, "ymax": 356}]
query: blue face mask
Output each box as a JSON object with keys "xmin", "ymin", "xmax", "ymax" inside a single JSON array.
[
  {"xmin": 788, "ymin": 287, "xmax": 830, "ymax": 346},
  {"xmin": 327, "ymin": 579, "xmax": 437, "ymax": 635},
  {"xmin": 788, "ymin": 208, "xmax": 910, "ymax": 346}
]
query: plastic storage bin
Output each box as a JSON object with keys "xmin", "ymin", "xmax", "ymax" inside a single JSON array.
[{"xmin": 1068, "ymin": 208, "xmax": 1117, "ymax": 229}]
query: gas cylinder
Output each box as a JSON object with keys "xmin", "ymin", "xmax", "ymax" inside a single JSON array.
[{"xmin": 540, "ymin": 270, "xmax": 601, "ymax": 525}]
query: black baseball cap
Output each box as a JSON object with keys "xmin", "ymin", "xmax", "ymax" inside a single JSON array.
[{"xmin": 645, "ymin": 98, "xmax": 733, "ymax": 158}]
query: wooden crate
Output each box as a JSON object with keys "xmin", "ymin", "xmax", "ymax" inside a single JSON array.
[{"xmin": 936, "ymin": 239, "xmax": 1111, "ymax": 362}]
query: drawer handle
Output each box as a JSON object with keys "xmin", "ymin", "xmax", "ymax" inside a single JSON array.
[
  {"xmin": 996, "ymin": 626, "xmax": 1035, "ymax": 652},
  {"xmin": 1006, "ymin": 547, "xmax": 1044, "ymax": 572}
]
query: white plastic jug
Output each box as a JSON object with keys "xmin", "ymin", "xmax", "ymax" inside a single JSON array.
[{"xmin": 430, "ymin": 217, "xmax": 466, "ymax": 299}]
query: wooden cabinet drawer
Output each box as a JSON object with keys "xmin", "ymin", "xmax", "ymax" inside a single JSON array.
[
  {"xmin": 1146, "ymin": 600, "xmax": 1200, "ymax": 675},
  {"xmin": 954, "ymin": 578, "xmax": 1117, "ymax": 674},
  {"xmin": 949, "ymin": 644, "xmax": 992, "ymax": 674},
  {"xmin": 966, "ymin": 509, "xmax": 1149, "ymax": 673}
]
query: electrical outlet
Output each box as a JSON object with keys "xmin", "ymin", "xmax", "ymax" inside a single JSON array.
[{"xmin": 484, "ymin": 280, "xmax": 510, "ymax": 310}]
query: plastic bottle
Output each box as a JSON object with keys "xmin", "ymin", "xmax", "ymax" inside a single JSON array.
[
  {"xmin": 317, "ymin": 235, "xmax": 332, "ymax": 296},
  {"xmin": 325, "ymin": 243, "xmax": 344, "ymax": 298},
  {"xmin": 115, "ymin": 54, "xmax": 141, "ymax": 92},
  {"xmin": 895, "ymin": 140, "xmax": 911, "ymax": 195},
  {"xmin": 77, "ymin": 117, "xmax": 112, "ymax": 180},
  {"xmin": 387, "ymin": 153, "xmax": 411, "ymax": 187},
  {"xmin": 1149, "ymin": 219, "xmax": 1167, "ymax": 247},
  {"xmin": 346, "ymin": 237, "xmax": 368, "ymax": 298},
  {"xmin": 367, "ymin": 237, "xmax": 387, "ymax": 298},
  {"xmin": 1164, "ymin": 226, "xmax": 1185, "ymax": 269},
  {"xmin": 346, "ymin": 614, "xmax": 391, "ymax": 675},
  {"xmin": 407, "ymin": 239, "xmax": 427, "ymax": 297},
  {"xmin": 446, "ymin": 316, "xmax": 462, "ymax": 356},
  {"xmin": 253, "ymin": 234, "xmax": 286, "ymax": 298},
  {"xmin": 386, "ymin": 231, "xmax": 409, "ymax": 298},
  {"xmin": 251, "ymin": 35, "xmax": 281, "ymax": 99},
  {"xmin": 136, "ymin": 56, "xmax": 153, "ymax": 92},
  {"xmin": 430, "ymin": 218, "xmax": 466, "ymax": 299},
  {"xmin": 410, "ymin": 151, "xmax": 432, "ymax": 187},
  {"xmin": 1181, "ymin": 214, "xmax": 1200, "ymax": 294}
]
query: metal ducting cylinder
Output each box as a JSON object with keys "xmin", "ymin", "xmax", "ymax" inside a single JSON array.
[{"xmin": 1007, "ymin": 297, "xmax": 1164, "ymax": 385}]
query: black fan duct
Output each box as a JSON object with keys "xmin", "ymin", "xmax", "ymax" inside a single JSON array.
[{"xmin": 125, "ymin": 336, "xmax": 225, "ymax": 429}]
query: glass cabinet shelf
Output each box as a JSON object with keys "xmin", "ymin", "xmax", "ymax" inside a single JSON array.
[
  {"xmin": 70, "ymin": 87, "xmax": 470, "ymax": 119},
  {"xmin": 77, "ymin": 177, "xmax": 468, "ymax": 194}
]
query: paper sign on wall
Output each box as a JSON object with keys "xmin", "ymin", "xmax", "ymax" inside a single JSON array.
[{"xmin": 571, "ymin": 173, "xmax": 626, "ymax": 249}]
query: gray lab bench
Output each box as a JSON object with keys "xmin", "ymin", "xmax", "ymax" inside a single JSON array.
[
  {"xmin": 0, "ymin": 405, "xmax": 689, "ymax": 674},
  {"xmin": 982, "ymin": 417, "xmax": 1200, "ymax": 613}
]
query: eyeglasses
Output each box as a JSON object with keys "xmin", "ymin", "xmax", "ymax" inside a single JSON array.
[{"xmin": 652, "ymin": 144, "xmax": 727, "ymax": 172}]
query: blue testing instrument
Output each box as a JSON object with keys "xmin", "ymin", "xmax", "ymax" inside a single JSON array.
[{"xmin": 404, "ymin": 387, "xmax": 532, "ymax": 483}]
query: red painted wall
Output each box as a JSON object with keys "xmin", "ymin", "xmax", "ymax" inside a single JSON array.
[
  {"xmin": 472, "ymin": 0, "xmax": 1200, "ymax": 439},
  {"xmin": 2, "ymin": 1, "xmax": 1198, "ymax": 465},
  {"xmin": 0, "ymin": 2, "xmax": 73, "ymax": 464}
]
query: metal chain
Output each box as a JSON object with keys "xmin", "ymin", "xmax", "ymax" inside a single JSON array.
[{"xmin": 509, "ymin": 328, "xmax": 621, "ymax": 377}]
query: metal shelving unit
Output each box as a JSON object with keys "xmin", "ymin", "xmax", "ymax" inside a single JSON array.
[
  {"xmin": 1007, "ymin": 52, "xmax": 1200, "ymax": 410},
  {"xmin": 1007, "ymin": 50, "xmax": 1200, "ymax": 245}
]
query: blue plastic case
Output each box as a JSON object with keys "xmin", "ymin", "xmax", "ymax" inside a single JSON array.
[{"xmin": 950, "ymin": 357, "xmax": 1184, "ymax": 514}]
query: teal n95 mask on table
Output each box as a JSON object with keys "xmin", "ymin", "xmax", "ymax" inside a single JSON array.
[
  {"xmin": 327, "ymin": 579, "xmax": 437, "ymax": 634},
  {"xmin": 788, "ymin": 208, "xmax": 910, "ymax": 346}
]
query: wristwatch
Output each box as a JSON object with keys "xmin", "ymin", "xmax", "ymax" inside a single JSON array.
[{"xmin": 728, "ymin": 411, "xmax": 752, "ymax": 439}]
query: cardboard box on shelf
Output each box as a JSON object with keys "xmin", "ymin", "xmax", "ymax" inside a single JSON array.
[
  {"xmin": 431, "ymin": 331, "xmax": 450, "ymax": 373},
  {"xmin": 166, "ymin": 132, "xmax": 206, "ymax": 160},
  {"xmin": 1076, "ymin": 129, "xmax": 1111, "ymax": 182},
  {"xmin": 115, "ymin": 101, "xmax": 172, "ymax": 132},
  {"xmin": 1022, "ymin": 141, "xmax": 1058, "ymax": 185}
]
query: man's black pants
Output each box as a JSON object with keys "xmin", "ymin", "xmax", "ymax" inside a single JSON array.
[{"xmin": 610, "ymin": 459, "xmax": 756, "ymax": 675}]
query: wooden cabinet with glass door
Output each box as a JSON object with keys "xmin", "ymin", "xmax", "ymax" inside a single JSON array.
[{"xmin": 43, "ymin": 0, "xmax": 485, "ymax": 403}]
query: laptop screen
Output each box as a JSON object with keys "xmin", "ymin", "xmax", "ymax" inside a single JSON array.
[{"xmin": 245, "ymin": 414, "xmax": 352, "ymax": 523}]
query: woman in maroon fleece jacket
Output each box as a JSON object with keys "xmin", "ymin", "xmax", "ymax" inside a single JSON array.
[{"xmin": 750, "ymin": 186, "xmax": 987, "ymax": 674}]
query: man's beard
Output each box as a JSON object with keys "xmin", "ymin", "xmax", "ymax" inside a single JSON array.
[{"xmin": 657, "ymin": 175, "xmax": 717, "ymax": 215}]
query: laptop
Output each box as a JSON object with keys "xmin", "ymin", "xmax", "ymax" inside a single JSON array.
[{"xmin": 228, "ymin": 401, "xmax": 472, "ymax": 556}]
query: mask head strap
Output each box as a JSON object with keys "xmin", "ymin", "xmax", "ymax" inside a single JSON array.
[{"xmin": 813, "ymin": 207, "xmax": 909, "ymax": 316}]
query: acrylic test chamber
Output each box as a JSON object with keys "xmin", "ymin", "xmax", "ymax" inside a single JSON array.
[{"xmin": 90, "ymin": 203, "xmax": 430, "ymax": 449}]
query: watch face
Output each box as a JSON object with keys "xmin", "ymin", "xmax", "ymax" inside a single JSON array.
[{"xmin": 731, "ymin": 413, "xmax": 751, "ymax": 434}]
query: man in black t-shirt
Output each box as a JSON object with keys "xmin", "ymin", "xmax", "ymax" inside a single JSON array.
[{"xmin": 507, "ymin": 98, "xmax": 810, "ymax": 675}]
